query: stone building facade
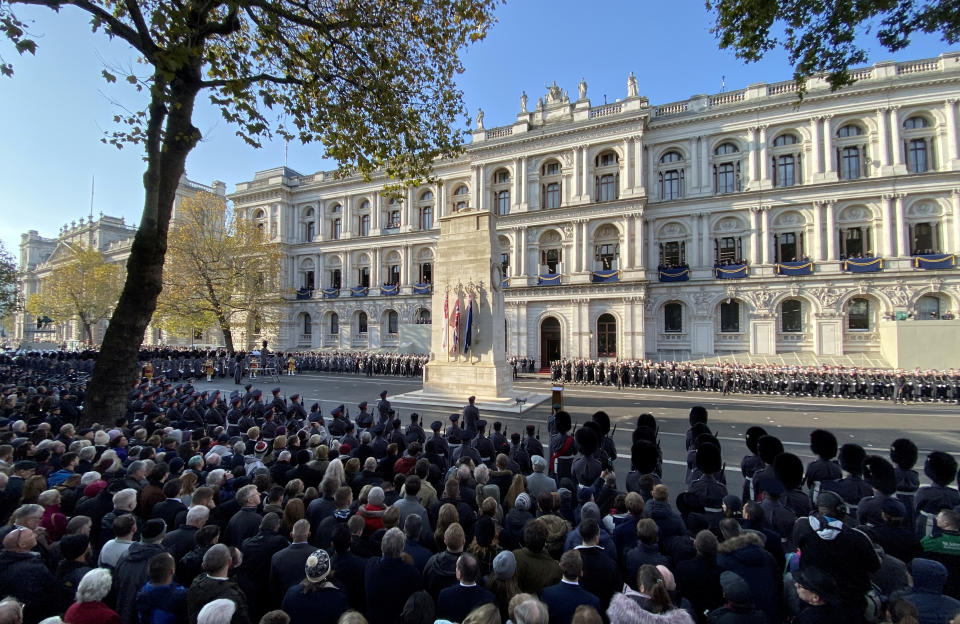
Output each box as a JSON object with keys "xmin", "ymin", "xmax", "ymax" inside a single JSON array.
[
  {"xmin": 15, "ymin": 176, "xmax": 227, "ymax": 348},
  {"xmin": 231, "ymin": 54, "xmax": 960, "ymax": 366}
]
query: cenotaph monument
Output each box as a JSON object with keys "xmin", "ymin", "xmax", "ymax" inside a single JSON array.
[{"xmin": 389, "ymin": 205, "xmax": 547, "ymax": 413}]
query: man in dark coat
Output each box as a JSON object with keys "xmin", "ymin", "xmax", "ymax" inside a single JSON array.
[
  {"xmin": 716, "ymin": 518, "xmax": 782, "ymax": 624},
  {"xmin": 114, "ymin": 519, "xmax": 169, "ymax": 624},
  {"xmin": 331, "ymin": 524, "xmax": 367, "ymax": 611},
  {"xmin": 461, "ymin": 396, "xmax": 480, "ymax": 441},
  {"xmin": 574, "ymin": 518, "xmax": 621, "ymax": 609},
  {"xmin": 224, "ymin": 484, "xmax": 262, "ymax": 546},
  {"xmin": 269, "ymin": 519, "xmax": 314, "ymax": 602},
  {"xmin": 436, "ymin": 553, "xmax": 495, "ymax": 623},
  {"xmin": 238, "ymin": 513, "xmax": 289, "ymax": 618},
  {"xmin": 186, "ymin": 544, "xmax": 251, "ymax": 624},
  {"xmin": 541, "ymin": 550, "xmax": 601, "ymax": 624},
  {"xmin": 363, "ymin": 528, "xmax": 423, "ymax": 624},
  {"xmin": 676, "ymin": 530, "xmax": 725, "ymax": 624},
  {"xmin": 151, "ymin": 478, "xmax": 187, "ymax": 530},
  {"xmin": 163, "ymin": 505, "xmax": 207, "ymax": 563},
  {"xmin": 0, "ymin": 527, "xmax": 63, "ymax": 624}
]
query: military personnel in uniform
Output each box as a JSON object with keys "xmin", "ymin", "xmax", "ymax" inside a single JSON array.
[
  {"xmin": 204, "ymin": 355, "xmax": 215, "ymax": 382},
  {"xmin": 287, "ymin": 354, "xmax": 297, "ymax": 376},
  {"xmin": 249, "ymin": 355, "xmax": 259, "ymax": 379},
  {"xmin": 376, "ymin": 390, "xmax": 392, "ymax": 425},
  {"xmin": 462, "ymin": 396, "xmax": 480, "ymax": 441}
]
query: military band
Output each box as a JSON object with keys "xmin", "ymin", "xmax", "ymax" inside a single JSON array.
[{"xmin": 550, "ymin": 358, "xmax": 960, "ymax": 403}]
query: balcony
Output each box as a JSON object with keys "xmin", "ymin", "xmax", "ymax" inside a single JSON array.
[
  {"xmin": 413, "ymin": 283, "xmax": 432, "ymax": 295},
  {"xmin": 537, "ymin": 273, "xmax": 562, "ymax": 286},
  {"xmin": 295, "ymin": 288, "xmax": 314, "ymax": 300},
  {"xmin": 841, "ymin": 257, "xmax": 883, "ymax": 273},
  {"xmin": 913, "ymin": 253, "xmax": 956, "ymax": 270},
  {"xmin": 774, "ymin": 261, "xmax": 814, "ymax": 277},
  {"xmin": 350, "ymin": 286, "xmax": 369, "ymax": 297},
  {"xmin": 297, "ymin": 333, "xmax": 312, "ymax": 346},
  {"xmin": 714, "ymin": 263, "xmax": 749, "ymax": 280},
  {"xmin": 380, "ymin": 284, "xmax": 400, "ymax": 296},
  {"xmin": 321, "ymin": 288, "xmax": 340, "ymax": 299},
  {"xmin": 591, "ymin": 269, "xmax": 620, "ymax": 283},
  {"xmin": 658, "ymin": 266, "xmax": 690, "ymax": 282}
]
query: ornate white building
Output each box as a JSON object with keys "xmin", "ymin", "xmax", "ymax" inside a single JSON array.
[
  {"xmin": 230, "ymin": 54, "xmax": 960, "ymax": 366},
  {"xmin": 15, "ymin": 176, "xmax": 227, "ymax": 348}
]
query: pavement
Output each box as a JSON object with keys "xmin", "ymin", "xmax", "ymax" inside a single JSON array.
[{"xmin": 206, "ymin": 371, "xmax": 960, "ymax": 499}]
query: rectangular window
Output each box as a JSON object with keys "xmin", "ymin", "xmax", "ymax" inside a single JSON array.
[
  {"xmin": 543, "ymin": 183, "xmax": 560, "ymax": 209},
  {"xmin": 597, "ymin": 174, "xmax": 618, "ymax": 202},
  {"xmin": 496, "ymin": 190, "xmax": 510, "ymax": 215},
  {"xmin": 596, "ymin": 244, "xmax": 616, "ymax": 270},
  {"xmin": 908, "ymin": 139, "xmax": 928, "ymax": 173},
  {"xmin": 331, "ymin": 269, "xmax": 341, "ymax": 289},
  {"xmin": 420, "ymin": 263, "xmax": 433, "ymax": 283},
  {"xmin": 420, "ymin": 207, "xmax": 433, "ymax": 230},
  {"xmin": 720, "ymin": 301, "xmax": 740, "ymax": 333},
  {"xmin": 332, "ymin": 218, "xmax": 341, "ymax": 240},
  {"xmin": 715, "ymin": 163, "xmax": 736, "ymax": 193},
  {"xmin": 358, "ymin": 215, "xmax": 370, "ymax": 237},
  {"xmin": 304, "ymin": 271, "xmax": 314, "ymax": 290},
  {"xmin": 775, "ymin": 155, "xmax": 795, "ymax": 187},
  {"xmin": 840, "ymin": 147, "xmax": 861, "ymax": 180},
  {"xmin": 359, "ymin": 267, "xmax": 370, "ymax": 288},
  {"xmin": 660, "ymin": 241, "xmax": 685, "ymax": 266},
  {"xmin": 388, "ymin": 265, "xmax": 400, "ymax": 285},
  {"xmin": 664, "ymin": 304, "xmax": 683, "ymax": 333},
  {"xmin": 912, "ymin": 222, "xmax": 938, "ymax": 255},
  {"xmin": 499, "ymin": 253, "xmax": 509, "ymax": 273},
  {"xmin": 389, "ymin": 211, "xmax": 401, "ymax": 228},
  {"xmin": 717, "ymin": 237, "xmax": 738, "ymax": 264}
]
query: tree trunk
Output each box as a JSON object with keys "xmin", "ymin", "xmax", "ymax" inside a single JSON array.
[
  {"xmin": 220, "ymin": 321, "xmax": 235, "ymax": 356},
  {"xmin": 80, "ymin": 74, "xmax": 201, "ymax": 427}
]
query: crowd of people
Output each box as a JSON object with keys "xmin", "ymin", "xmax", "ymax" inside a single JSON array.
[
  {"xmin": 549, "ymin": 359, "xmax": 960, "ymax": 403},
  {"xmin": 0, "ymin": 349, "xmax": 959, "ymax": 624}
]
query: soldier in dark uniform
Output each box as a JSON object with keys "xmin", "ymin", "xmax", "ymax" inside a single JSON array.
[
  {"xmin": 820, "ymin": 443, "xmax": 873, "ymax": 517},
  {"xmin": 249, "ymin": 389, "xmax": 265, "ymax": 419},
  {"xmin": 269, "ymin": 387, "xmax": 286, "ymax": 424},
  {"xmin": 858, "ymin": 455, "xmax": 898, "ymax": 527},
  {"xmin": 327, "ymin": 405, "xmax": 347, "ymax": 437},
  {"xmin": 471, "ymin": 420, "xmax": 495, "ymax": 467},
  {"xmin": 341, "ymin": 423, "xmax": 360, "ymax": 453},
  {"xmin": 508, "ymin": 432, "xmax": 531, "ymax": 475},
  {"xmin": 446, "ymin": 414, "xmax": 464, "ymax": 445},
  {"xmin": 549, "ymin": 410, "xmax": 577, "ymax": 481},
  {"xmin": 626, "ymin": 440, "xmax": 661, "ymax": 496},
  {"xmin": 689, "ymin": 442, "xmax": 727, "ymax": 528},
  {"xmin": 404, "ymin": 413, "xmax": 425, "ymax": 446},
  {"xmin": 355, "ymin": 401, "xmax": 373, "ymax": 432},
  {"xmin": 376, "ymin": 391, "xmax": 392, "ymax": 425},
  {"xmin": 203, "ymin": 396, "xmax": 225, "ymax": 432},
  {"xmin": 370, "ymin": 424, "xmax": 389, "ymax": 459},
  {"xmin": 774, "ymin": 452, "xmax": 812, "ymax": 519},
  {"xmin": 740, "ymin": 426, "xmax": 768, "ymax": 503},
  {"xmin": 286, "ymin": 393, "xmax": 308, "ymax": 428},
  {"xmin": 523, "ymin": 424, "xmax": 544, "ymax": 460},
  {"xmin": 591, "ymin": 411, "xmax": 617, "ymax": 464},
  {"xmin": 571, "ymin": 427, "xmax": 602, "ymax": 487},
  {"xmin": 685, "ymin": 406, "xmax": 709, "ymax": 452},
  {"xmin": 749, "ymin": 436, "xmax": 783, "ymax": 501},
  {"xmin": 428, "ymin": 420, "xmax": 449, "ymax": 461},
  {"xmin": 489, "ymin": 421, "xmax": 508, "ymax": 457},
  {"xmin": 462, "ymin": 396, "xmax": 480, "ymax": 441},
  {"xmin": 387, "ymin": 418, "xmax": 406, "ymax": 454},
  {"xmin": 890, "ymin": 438, "xmax": 920, "ymax": 528},
  {"xmin": 182, "ymin": 395, "xmax": 204, "ymax": 430},
  {"xmin": 804, "ymin": 429, "xmax": 843, "ymax": 504},
  {"xmin": 233, "ymin": 354, "xmax": 244, "ymax": 384},
  {"xmin": 914, "ymin": 451, "xmax": 960, "ymax": 538},
  {"xmin": 452, "ymin": 433, "xmax": 481, "ymax": 466}
]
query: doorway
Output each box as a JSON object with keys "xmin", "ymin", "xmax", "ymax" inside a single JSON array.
[{"xmin": 540, "ymin": 316, "xmax": 561, "ymax": 370}]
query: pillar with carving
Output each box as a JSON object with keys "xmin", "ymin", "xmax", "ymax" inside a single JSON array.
[
  {"xmin": 825, "ymin": 201, "xmax": 837, "ymax": 261},
  {"xmin": 760, "ymin": 208, "xmax": 771, "ymax": 264}
]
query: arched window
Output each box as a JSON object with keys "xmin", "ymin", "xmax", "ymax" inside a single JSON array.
[
  {"xmin": 418, "ymin": 191, "xmax": 434, "ymax": 230},
  {"xmin": 495, "ymin": 190, "xmax": 510, "ymax": 215},
  {"xmin": 917, "ymin": 295, "xmax": 941, "ymax": 320},
  {"xmin": 837, "ymin": 124, "xmax": 862, "ymax": 138},
  {"xmin": 330, "ymin": 313, "xmax": 339, "ymax": 335},
  {"xmin": 387, "ymin": 311, "xmax": 399, "ymax": 334},
  {"xmin": 773, "ymin": 133, "xmax": 798, "ymax": 146},
  {"xmin": 781, "ymin": 300, "xmax": 802, "ymax": 333},
  {"xmin": 358, "ymin": 312, "xmax": 368, "ymax": 334},
  {"xmin": 771, "ymin": 133, "xmax": 802, "ymax": 187},
  {"xmin": 713, "ymin": 143, "xmax": 740, "ymax": 194},
  {"xmin": 541, "ymin": 160, "xmax": 562, "ymax": 209},
  {"xmin": 720, "ymin": 300, "xmax": 740, "ymax": 333},
  {"xmin": 664, "ymin": 303, "xmax": 683, "ymax": 333},
  {"xmin": 597, "ymin": 313, "xmax": 617, "ymax": 357},
  {"xmin": 661, "ymin": 151, "xmax": 682, "ymax": 163},
  {"xmin": 847, "ymin": 298, "xmax": 869, "ymax": 331},
  {"xmin": 543, "ymin": 183, "xmax": 560, "ymax": 209},
  {"xmin": 594, "ymin": 150, "xmax": 619, "ymax": 202},
  {"xmin": 715, "ymin": 142, "xmax": 738, "ymax": 155},
  {"xmin": 904, "ymin": 116, "xmax": 929, "ymax": 129},
  {"xmin": 358, "ymin": 214, "xmax": 371, "ymax": 237},
  {"xmin": 903, "ymin": 116, "xmax": 934, "ymax": 173},
  {"xmin": 304, "ymin": 207, "xmax": 315, "ymax": 242},
  {"xmin": 453, "ymin": 185, "xmax": 470, "ymax": 211},
  {"xmin": 303, "ymin": 313, "xmax": 312, "ymax": 335}
]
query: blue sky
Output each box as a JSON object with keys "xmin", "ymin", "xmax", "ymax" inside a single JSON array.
[{"xmin": 0, "ymin": 0, "xmax": 953, "ymax": 260}]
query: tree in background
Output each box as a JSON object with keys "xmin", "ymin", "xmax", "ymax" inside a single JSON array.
[
  {"xmin": 154, "ymin": 191, "xmax": 283, "ymax": 354},
  {"xmin": 0, "ymin": 242, "xmax": 16, "ymax": 328},
  {"xmin": 1, "ymin": 0, "xmax": 498, "ymax": 425},
  {"xmin": 707, "ymin": 0, "xmax": 960, "ymax": 94},
  {"xmin": 24, "ymin": 245, "xmax": 122, "ymax": 344}
]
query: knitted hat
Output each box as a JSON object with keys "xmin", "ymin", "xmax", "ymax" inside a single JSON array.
[
  {"xmin": 720, "ymin": 571, "xmax": 751, "ymax": 605},
  {"xmin": 304, "ymin": 549, "xmax": 332, "ymax": 582},
  {"xmin": 514, "ymin": 492, "xmax": 531, "ymax": 511},
  {"xmin": 493, "ymin": 550, "xmax": 516, "ymax": 580}
]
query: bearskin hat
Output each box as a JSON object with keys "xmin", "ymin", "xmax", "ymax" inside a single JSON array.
[
  {"xmin": 745, "ymin": 426, "xmax": 768, "ymax": 454},
  {"xmin": 863, "ymin": 455, "xmax": 897, "ymax": 495},
  {"xmin": 924, "ymin": 451, "xmax": 958, "ymax": 487},
  {"xmin": 890, "ymin": 438, "xmax": 919, "ymax": 471},
  {"xmin": 637, "ymin": 413, "xmax": 658, "ymax": 432},
  {"xmin": 554, "ymin": 410, "xmax": 572, "ymax": 434},
  {"xmin": 696, "ymin": 433, "xmax": 721, "ymax": 451},
  {"xmin": 689, "ymin": 422, "xmax": 711, "ymax": 442},
  {"xmin": 696, "ymin": 443, "xmax": 723, "ymax": 475},
  {"xmin": 582, "ymin": 421, "xmax": 603, "ymax": 448},
  {"xmin": 838, "ymin": 444, "xmax": 867, "ymax": 476},
  {"xmin": 575, "ymin": 427, "xmax": 598, "ymax": 456},
  {"xmin": 631, "ymin": 440, "xmax": 660, "ymax": 474},
  {"xmin": 689, "ymin": 405, "xmax": 708, "ymax": 427},
  {"xmin": 591, "ymin": 411, "xmax": 611, "ymax": 437},
  {"xmin": 633, "ymin": 426, "xmax": 657, "ymax": 444},
  {"xmin": 757, "ymin": 435, "xmax": 784, "ymax": 465},
  {"xmin": 774, "ymin": 452, "xmax": 804, "ymax": 490},
  {"xmin": 809, "ymin": 429, "xmax": 839, "ymax": 460}
]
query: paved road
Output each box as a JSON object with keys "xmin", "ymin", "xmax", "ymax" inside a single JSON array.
[{"xmin": 208, "ymin": 372, "xmax": 960, "ymax": 499}]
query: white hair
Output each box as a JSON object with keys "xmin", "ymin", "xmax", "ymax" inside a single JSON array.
[
  {"xmin": 186, "ymin": 505, "xmax": 210, "ymax": 526},
  {"xmin": 37, "ymin": 490, "xmax": 60, "ymax": 505},
  {"xmin": 38, "ymin": 618, "xmax": 63, "ymax": 624},
  {"xmin": 204, "ymin": 452, "xmax": 222, "ymax": 466},
  {"xmin": 197, "ymin": 599, "xmax": 236, "ymax": 624},
  {"xmin": 80, "ymin": 471, "xmax": 101, "ymax": 486},
  {"xmin": 76, "ymin": 568, "xmax": 113, "ymax": 603},
  {"xmin": 93, "ymin": 430, "xmax": 110, "ymax": 446},
  {"xmin": 206, "ymin": 469, "xmax": 226, "ymax": 487},
  {"xmin": 324, "ymin": 458, "xmax": 345, "ymax": 485},
  {"xmin": 113, "ymin": 488, "xmax": 138, "ymax": 511}
]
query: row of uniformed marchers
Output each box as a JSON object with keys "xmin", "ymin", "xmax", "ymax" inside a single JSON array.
[{"xmin": 550, "ymin": 359, "xmax": 960, "ymax": 403}]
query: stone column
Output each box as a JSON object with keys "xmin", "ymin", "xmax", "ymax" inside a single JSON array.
[
  {"xmin": 647, "ymin": 218, "xmax": 657, "ymax": 269},
  {"xmin": 571, "ymin": 220, "xmax": 580, "ymax": 273},
  {"xmin": 691, "ymin": 214, "xmax": 701, "ymax": 267},
  {"xmin": 747, "ymin": 127, "xmax": 757, "ymax": 183},
  {"xmin": 750, "ymin": 207, "xmax": 761, "ymax": 264},
  {"xmin": 622, "ymin": 215, "xmax": 632, "ymax": 269},
  {"xmin": 689, "ymin": 137, "xmax": 699, "ymax": 189},
  {"xmin": 581, "ymin": 146, "xmax": 591, "ymax": 202},
  {"xmin": 573, "ymin": 147, "xmax": 582, "ymax": 199},
  {"xmin": 702, "ymin": 213, "xmax": 713, "ymax": 267},
  {"xmin": 761, "ymin": 208, "xmax": 771, "ymax": 264},
  {"xmin": 634, "ymin": 134, "xmax": 644, "ymax": 192},
  {"xmin": 895, "ymin": 193, "xmax": 908, "ymax": 256},
  {"xmin": 473, "ymin": 164, "xmax": 484, "ymax": 212},
  {"xmin": 343, "ymin": 253, "xmax": 352, "ymax": 292},
  {"xmin": 512, "ymin": 228, "xmax": 521, "ymax": 277},
  {"xmin": 635, "ymin": 214, "xmax": 645, "ymax": 271},
  {"xmin": 823, "ymin": 115, "xmax": 835, "ymax": 176},
  {"xmin": 876, "ymin": 109, "xmax": 890, "ymax": 167},
  {"xmin": 623, "ymin": 137, "xmax": 633, "ymax": 191},
  {"xmin": 342, "ymin": 197, "xmax": 352, "ymax": 237},
  {"xmin": 519, "ymin": 228, "xmax": 528, "ymax": 277},
  {"xmin": 882, "ymin": 193, "xmax": 896, "ymax": 257},
  {"xmin": 582, "ymin": 220, "xmax": 591, "ymax": 273},
  {"xmin": 519, "ymin": 156, "xmax": 528, "ymax": 206},
  {"xmin": 811, "ymin": 202, "xmax": 823, "ymax": 261},
  {"xmin": 372, "ymin": 248, "xmax": 381, "ymax": 287},
  {"xmin": 947, "ymin": 99, "xmax": 959, "ymax": 163},
  {"xmin": 810, "ymin": 117, "xmax": 822, "ymax": 173},
  {"xmin": 435, "ymin": 183, "xmax": 444, "ymax": 223},
  {"xmin": 406, "ymin": 187, "xmax": 415, "ymax": 231},
  {"xmin": 825, "ymin": 201, "xmax": 837, "ymax": 261},
  {"xmin": 758, "ymin": 126, "xmax": 769, "ymax": 185},
  {"xmin": 371, "ymin": 194, "xmax": 380, "ymax": 230},
  {"xmin": 952, "ymin": 190, "xmax": 960, "ymax": 252},
  {"xmin": 700, "ymin": 137, "xmax": 710, "ymax": 191},
  {"xmin": 891, "ymin": 107, "xmax": 904, "ymax": 167}
]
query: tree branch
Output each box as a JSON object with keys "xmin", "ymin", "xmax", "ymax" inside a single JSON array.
[{"xmin": 11, "ymin": 0, "xmax": 153, "ymax": 58}]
